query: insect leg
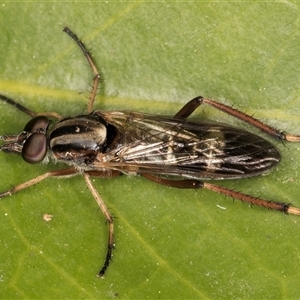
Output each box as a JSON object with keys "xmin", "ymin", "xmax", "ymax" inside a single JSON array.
[
  {"xmin": 142, "ymin": 173, "xmax": 300, "ymax": 216},
  {"xmin": 174, "ymin": 96, "xmax": 203, "ymax": 118},
  {"xmin": 0, "ymin": 94, "xmax": 36, "ymax": 117},
  {"xmin": 0, "ymin": 94, "xmax": 63, "ymax": 119},
  {"xmin": 0, "ymin": 166, "xmax": 119, "ymax": 276},
  {"xmin": 63, "ymin": 27, "xmax": 100, "ymax": 113},
  {"xmin": 201, "ymin": 97, "xmax": 300, "ymax": 141},
  {"xmin": 85, "ymin": 170, "xmax": 122, "ymax": 178},
  {"xmin": 83, "ymin": 173, "xmax": 114, "ymax": 278},
  {"xmin": 0, "ymin": 168, "xmax": 79, "ymax": 199},
  {"xmin": 176, "ymin": 96, "xmax": 300, "ymax": 142},
  {"xmin": 203, "ymin": 182, "xmax": 300, "ymax": 215}
]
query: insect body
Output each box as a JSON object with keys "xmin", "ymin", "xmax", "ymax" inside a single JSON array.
[{"xmin": 1, "ymin": 27, "xmax": 300, "ymax": 277}]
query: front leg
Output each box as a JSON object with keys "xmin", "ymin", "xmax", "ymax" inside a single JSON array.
[{"xmin": 0, "ymin": 168, "xmax": 79, "ymax": 199}]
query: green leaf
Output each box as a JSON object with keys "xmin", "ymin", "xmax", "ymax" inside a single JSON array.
[{"xmin": 1, "ymin": 2, "xmax": 300, "ymax": 299}]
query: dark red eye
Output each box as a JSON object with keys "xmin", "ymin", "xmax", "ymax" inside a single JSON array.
[
  {"xmin": 22, "ymin": 133, "xmax": 47, "ymax": 164},
  {"xmin": 24, "ymin": 116, "xmax": 49, "ymax": 132}
]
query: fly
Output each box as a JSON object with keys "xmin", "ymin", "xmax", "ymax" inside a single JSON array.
[{"xmin": 1, "ymin": 27, "xmax": 300, "ymax": 277}]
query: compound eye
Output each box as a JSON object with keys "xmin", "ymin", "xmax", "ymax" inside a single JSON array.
[
  {"xmin": 22, "ymin": 133, "xmax": 47, "ymax": 164},
  {"xmin": 24, "ymin": 116, "xmax": 49, "ymax": 132}
]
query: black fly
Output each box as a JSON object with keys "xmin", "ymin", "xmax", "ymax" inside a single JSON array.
[{"xmin": 1, "ymin": 27, "xmax": 300, "ymax": 277}]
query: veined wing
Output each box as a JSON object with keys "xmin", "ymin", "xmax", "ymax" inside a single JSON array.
[{"xmin": 92, "ymin": 110, "xmax": 280, "ymax": 180}]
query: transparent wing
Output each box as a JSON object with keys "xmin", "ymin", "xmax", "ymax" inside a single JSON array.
[{"xmin": 92, "ymin": 111, "xmax": 280, "ymax": 180}]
